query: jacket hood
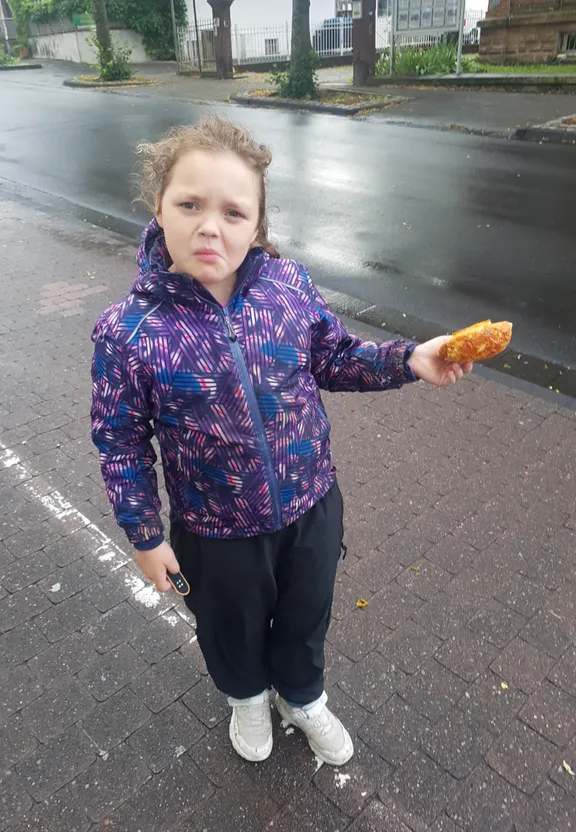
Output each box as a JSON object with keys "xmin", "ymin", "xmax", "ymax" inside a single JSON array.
[{"xmin": 131, "ymin": 219, "xmax": 268, "ymax": 306}]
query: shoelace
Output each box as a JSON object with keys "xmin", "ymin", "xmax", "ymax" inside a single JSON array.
[
  {"xmin": 313, "ymin": 709, "xmax": 333, "ymax": 735},
  {"xmin": 304, "ymin": 705, "xmax": 333, "ymax": 736},
  {"xmin": 237, "ymin": 704, "xmax": 268, "ymax": 729}
]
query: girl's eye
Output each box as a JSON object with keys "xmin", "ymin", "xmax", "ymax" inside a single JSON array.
[
  {"xmin": 227, "ymin": 210, "xmax": 244, "ymax": 219},
  {"xmin": 181, "ymin": 202, "xmax": 198, "ymax": 211}
]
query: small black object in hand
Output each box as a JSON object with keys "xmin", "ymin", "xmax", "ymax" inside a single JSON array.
[{"xmin": 166, "ymin": 571, "xmax": 190, "ymax": 596}]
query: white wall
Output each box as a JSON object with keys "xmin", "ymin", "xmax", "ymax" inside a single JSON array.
[
  {"xmin": 29, "ymin": 27, "xmax": 147, "ymax": 63},
  {"xmin": 188, "ymin": 0, "xmax": 337, "ymax": 27}
]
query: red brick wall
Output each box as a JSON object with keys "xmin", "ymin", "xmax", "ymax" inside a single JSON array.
[
  {"xmin": 485, "ymin": 0, "xmax": 512, "ymax": 20},
  {"xmin": 480, "ymin": 0, "xmax": 576, "ymax": 62},
  {"xmin": 479, "ymin": 19, "xmax": 576, "ymax": 62}
]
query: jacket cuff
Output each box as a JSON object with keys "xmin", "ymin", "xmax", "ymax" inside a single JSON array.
[
  {"xmin": 133, "ymin": 534, "xmax": 165, "ymax": 551},
  {"xmin": 403, "ymin": 343, "xmax": 420, "ymax": 383}
]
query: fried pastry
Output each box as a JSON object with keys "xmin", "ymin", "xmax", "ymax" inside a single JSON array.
[{"xmin": 438, "ymin": 320, "xmax": 513, "ymax": 363}]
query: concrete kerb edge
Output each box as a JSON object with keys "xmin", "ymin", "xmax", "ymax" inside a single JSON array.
[
  {"xmin": 515, "ymin": 126, "xmax": 576, "ymax": 145},
  {"xmin": 63, "ymin": 78, "xmax": 152, "ymax": 89},
  {"xmin": 373, "ymin": 118, "xmax": 511, "ymax": 139},
  {"xmin": 0, "ymin": 63, "xmax": 43, "ymax": 71},
  {"xmin": 230, "ymin": 93, "xmax": 400, "ymax": 116},
  {"xmin": 367, "ymin": 74, "xmax": 576, "ymax": 93}
]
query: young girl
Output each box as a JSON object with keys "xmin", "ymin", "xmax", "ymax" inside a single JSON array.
[{"xmin": 91, "ymin": 116, "xmax": 472, "ymax": 767}]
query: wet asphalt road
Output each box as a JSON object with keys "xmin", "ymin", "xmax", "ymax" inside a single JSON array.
[{"xmin": 1, "ymin": 69, "xmax": 575, "ymax": 370}]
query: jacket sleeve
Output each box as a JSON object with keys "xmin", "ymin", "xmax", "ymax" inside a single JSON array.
[
  {"xmin": 90, "ymin": 322, "xmax": 164, "ymax": 549},
  {"xmin": 306, "ymin": 271, "xmax": 419, "ymax": 393}
]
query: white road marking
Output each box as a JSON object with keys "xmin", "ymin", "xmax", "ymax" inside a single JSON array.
[
  {"xmin": 0, "ymin": 441, "xmax": 129, "ymax": 571},
  {"xmin": 0, "ymin": 439, "xmax": 194, "ymax": 626}
]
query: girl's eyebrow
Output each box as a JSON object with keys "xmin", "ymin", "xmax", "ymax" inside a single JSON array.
[
  {"xmin": 172, "ymin": 191, "xmax": 202, "ymax": 201},
  {"xmin": 226, "ymin": 198, "xmax": 252, "ymax": 211},
  {"xmin": 172, "ymin": 190, "xmax": 252, "ymax": 209}
]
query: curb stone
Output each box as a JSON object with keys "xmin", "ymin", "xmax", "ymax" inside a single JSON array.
[
  {"xmin": 367, "ymin": 73, "xmax": 576, "ymax": 94},
  {"xmin": 0, "ymin": 62, "xmax": 42, "ymax": 71},
  {"xmin": 516, "ymin": 127, "xmax": 576, "ymax": 145},
  {"xmin": 231, "ymin": 92, "xmax": 406, "ymax": 117},
  {"xmin": 516, "ymin": 114, "xmax": 576, "ymax": 145},
  {"xmin": 63, "ymin": 78, "xmax": 152, "ymax": 89}
]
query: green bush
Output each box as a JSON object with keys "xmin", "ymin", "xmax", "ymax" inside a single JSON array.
[
  {"xmin": 89, "ymin": 35, "xmax": 133, "ymax": 81},
  {"xmin": 107, "ymin": 0, "xmax": 188, "ymax": 61},
  {"xmin": 11, "ymin": 0, "xmax": 187, "ymax": 61},
  {"xmin": 269, "ymin": 67, "xmax": 291, "ymax": 97},
  {"xmin": 376, "ymin": 44, "xmax": 481, "ymax": 77},
  {"xmin": 0, "ymin": 52, "xmax": 17, "ymax": 65},
  {"xmin": 394, "ymin": 47, "xmax": 429, "ymax": 76},
  {"xmin": 462, "ymin": 54, "xmax": 483, "ymax": 73},
  {"xmin": 375, "ymin": 49, "xmax": 391, "ymax": 76},
  {"xmin": 270, "ymin": 50, "xmax": 319, "ymax": 99}
]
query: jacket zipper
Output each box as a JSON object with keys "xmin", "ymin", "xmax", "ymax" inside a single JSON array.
[{"xmin": 222, "ymin": 308, "xmax": 283, "ymax": 529}]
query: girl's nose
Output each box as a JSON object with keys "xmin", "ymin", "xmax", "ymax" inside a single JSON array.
[{"xmin": 198, "ymin": 215, "xmax": 220, "ymax": 238}]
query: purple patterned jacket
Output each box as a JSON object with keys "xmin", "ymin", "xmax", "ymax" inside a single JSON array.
[{"xmin": 91, "ymin": 220, "xmax": 417, "ymax": 549}]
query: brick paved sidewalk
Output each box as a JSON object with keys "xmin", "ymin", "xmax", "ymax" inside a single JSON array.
[{"xmin": 1, "ymin": 196, "xmax": 575, "ymax": 832}]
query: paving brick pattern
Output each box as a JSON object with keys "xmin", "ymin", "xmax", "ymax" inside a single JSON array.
[{"xmin": 1, "ymin": 199, "xmax": 576, "ymax": 830}]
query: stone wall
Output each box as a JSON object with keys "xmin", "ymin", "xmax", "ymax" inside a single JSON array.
[
  {"xmin": 28, "ymin": 25, "xmax": 148, "ymax": 64},
  {"xmin": 479, "ymin": 0, "xmax": 576, "ymax": 63}
]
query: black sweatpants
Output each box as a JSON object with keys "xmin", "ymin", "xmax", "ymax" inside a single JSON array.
[{"xmin": 170, "ymin": 483, "xmax": 344, "ymax": 706}]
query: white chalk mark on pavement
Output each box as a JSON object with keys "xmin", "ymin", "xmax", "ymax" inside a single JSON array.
[
  {"xmin": 0, "ymin": 440, "xmax": 195, "ymax": 627},
  {"xmin": 0, "ymin": 442, "xmax": 129, "ymax": 569},
  {"xmin": 335, "ymin": 773, "xmax": 351, "ymax": 789}
]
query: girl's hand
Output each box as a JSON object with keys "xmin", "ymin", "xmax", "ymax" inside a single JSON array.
[
  {"xmin": 135, "ymin": 541, "xmax": 181, "ymax": 593},
  {"xmin": 408, "ymin": 336, "xmax": 473, "ymax": 387}
]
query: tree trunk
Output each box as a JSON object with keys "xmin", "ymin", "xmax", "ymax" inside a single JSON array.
[
  {"xmin": 288, "ymin": 0, "xmax": 316, "ymax": 98},
  {"xmin": 91, "ymin": 0, "xmax": 112, "ymax": 53},
  {"xmin": 207, "ymin": 0, "xmax": 235, "ymax": 79},
  {"xmin": 290, "ymin": 0, "xmax": 311, "ymax": 69}
]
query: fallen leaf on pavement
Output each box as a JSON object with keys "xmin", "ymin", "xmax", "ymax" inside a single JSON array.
[
  {"xmin": 356, "ymin": 599, "xmax": 369, "ymax": 608},
  {"xmin": 562, "ymin": 760, "xmax": 575, "ymax": 777}
]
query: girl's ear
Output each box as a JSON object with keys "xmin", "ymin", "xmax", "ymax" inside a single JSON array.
[
  {"xmin": 155, "ymin": 195, "xmax": 163, "ymax": 228},
  {"xmin": 250, "ymin": 222, "xmax": 262, "ymax": 248}
]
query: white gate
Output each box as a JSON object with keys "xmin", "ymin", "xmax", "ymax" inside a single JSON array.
[{"xmin": 177, "ymin": 18, "xmax": 216, "ymax": 73}]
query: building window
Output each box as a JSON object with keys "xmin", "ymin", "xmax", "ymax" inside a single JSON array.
[
  {"xmin": 562, "ymin": 33, "xmax": 576, "ymax": 54},
  {"xmin": 265, "ymin": 38, "xmax": 279, "ymax": 56}
]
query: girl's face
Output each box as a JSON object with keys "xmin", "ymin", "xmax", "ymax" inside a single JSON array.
[{"xmin": 157, "ymin": 149, "xmax": 261, "ymax": 301}]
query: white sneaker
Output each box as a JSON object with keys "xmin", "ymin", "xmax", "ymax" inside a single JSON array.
[
  {"xmin": 228, "ymin": 690, "xmax": 273, "ymax": 762},
  {"xmin": 275, "ymin": 691, "xmax": 354, "ymax": 766}
]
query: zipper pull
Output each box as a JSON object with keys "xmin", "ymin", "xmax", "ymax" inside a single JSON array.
[{"xmin": 224, "ymin": 314, "xmax": 237, "ymax": 342}]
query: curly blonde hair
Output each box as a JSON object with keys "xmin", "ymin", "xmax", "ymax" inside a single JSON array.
[{"xmin": 136, "ymin": 116, "xmax": 279, "ymax": 257}]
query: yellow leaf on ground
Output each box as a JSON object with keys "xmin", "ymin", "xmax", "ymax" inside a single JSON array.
[
  {"xmin": 356, "ymin": 599, "xmax": 369, "ymax": 609},
  {"xmin": 500, "ymin": 682, "xmax": 509, "ymax": 690},
  {"xmin": 562, "ymin": 761, "xmax": 575, "ymax": 777}
]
